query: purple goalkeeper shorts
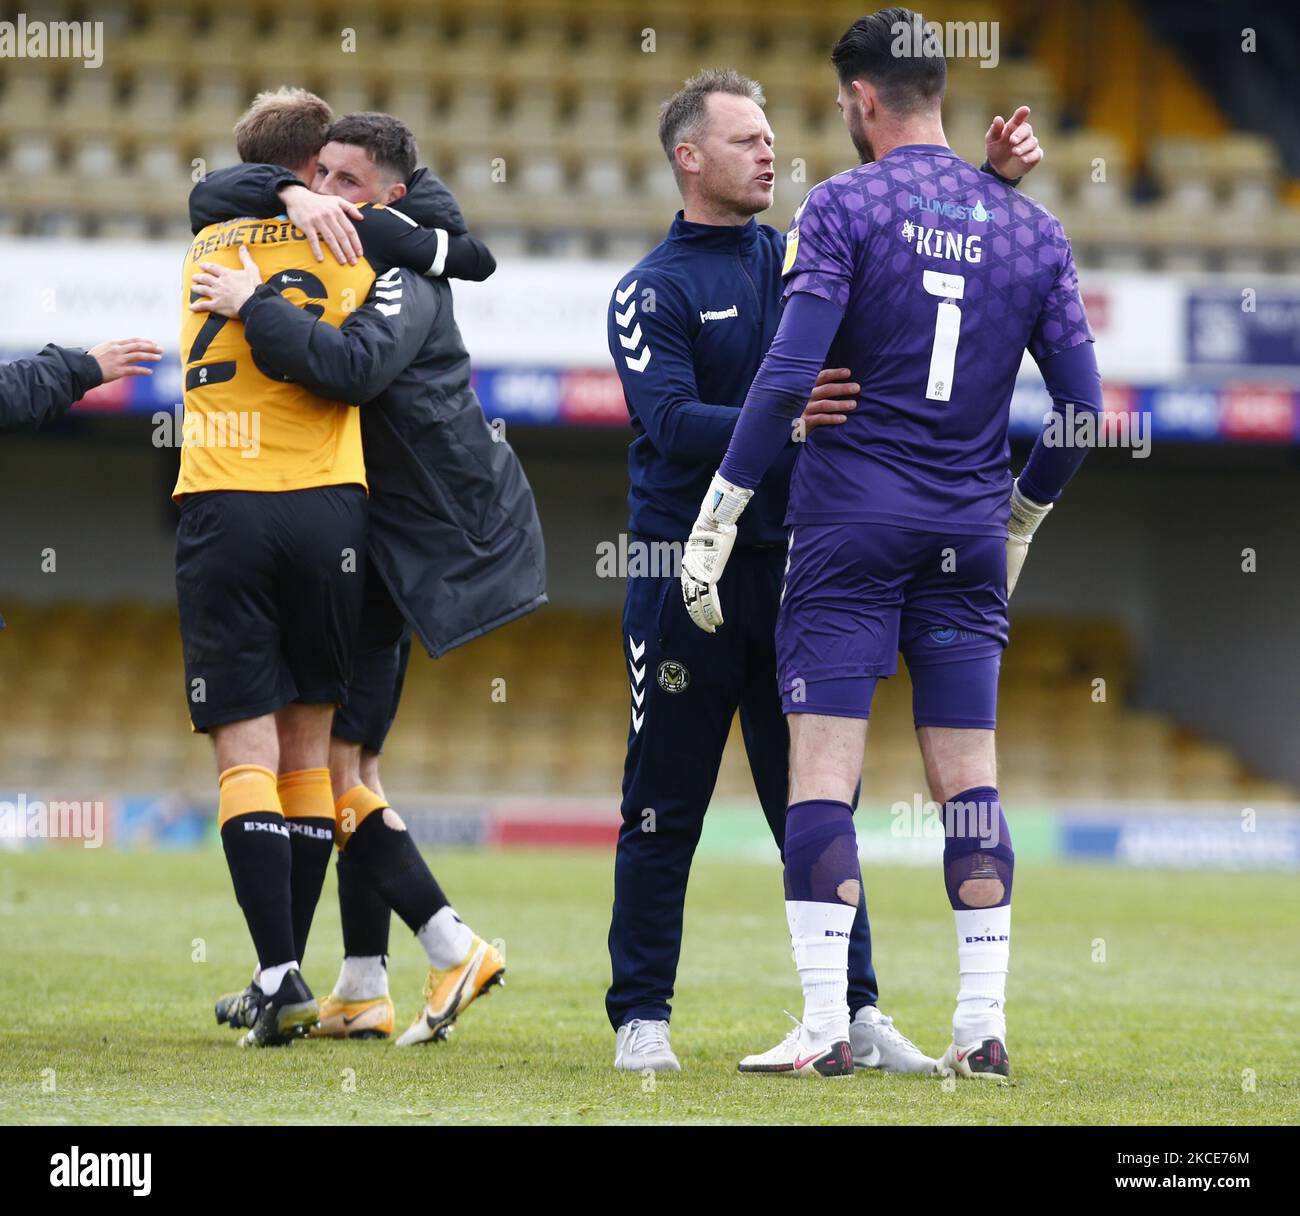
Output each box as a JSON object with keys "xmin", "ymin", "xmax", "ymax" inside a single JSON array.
[{"xmin": 775, "ymin": 523, "xmax": 1007, "ymax": 726}]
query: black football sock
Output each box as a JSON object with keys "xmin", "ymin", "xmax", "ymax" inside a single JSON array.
[
  {"xmin": 218, "ymin": 765, "xmax": 296, "ymax": 968},
  {"xmin": 278, "ymin": 769, "xmax": 336, "ymax": 963},
  {"xmin": 346, "ymin": 805, "xmax": 450, "ymax": 935},
  {"xmin": 337, "ymin": 846, "xmax": 393, "ymax": 958},
  {"xmin": 220, "ymin": 813, "xmax": 296, "ymax": 969}
]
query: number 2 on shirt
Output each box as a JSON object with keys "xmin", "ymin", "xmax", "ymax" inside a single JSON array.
[{"xmin": 922, "ymin": 270, "xmax": 965, "ymax": 402}]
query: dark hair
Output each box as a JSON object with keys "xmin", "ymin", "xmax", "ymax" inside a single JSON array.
[
  {"xmin": 325, "ymin": 112, "xmax": 419, "ymax": 183},
  {"xmin": 831, "ymin": 7, "xmax": 946, "ymax": 113},
  {"xmin": 235, "ymin": 87, "xmax": 333, "ymax": 170},
  {"xmin": 657, "ymin": 68, "xmax": 766, "ymax": 183}
]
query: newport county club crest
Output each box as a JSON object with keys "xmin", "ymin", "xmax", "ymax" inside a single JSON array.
[{"xmin": 656, "ymin": 659, "xmax": 690, "ymax": 694}]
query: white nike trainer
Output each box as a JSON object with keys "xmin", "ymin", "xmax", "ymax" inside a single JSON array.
[
  {"xmin": 738, "ymin": 1015, "xmax": 853, "ymax": 1078},
  {"xmin": 850, "ymin": 1005, "xmax": 939, "ymax": 1073},
  {"xmin": 614, "ymin": 1018, "xmax": 681, "ymax": 1072},
  {"xmin": 938, "ymin": 1036, "xmax": 1011, "ymax": 1082}
]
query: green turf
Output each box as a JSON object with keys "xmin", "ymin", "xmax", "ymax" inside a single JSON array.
[{"xmin": 0, "ymin": 848, "xmax": 1296, "ymax": 1124}]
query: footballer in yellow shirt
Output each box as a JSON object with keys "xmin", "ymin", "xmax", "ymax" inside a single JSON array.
[{"xmin": 172, "ymin": 88, "xmax": 457, "ymax": 1047}]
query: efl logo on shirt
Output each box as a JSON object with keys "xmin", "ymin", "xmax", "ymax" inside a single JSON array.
[{"xmin": 783, "ymin": 226, "xmax": 800, "ymax": 274}]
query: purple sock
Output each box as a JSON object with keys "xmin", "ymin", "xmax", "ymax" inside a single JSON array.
[
  {"xmin": 941, "ymin": 786, "xmax": 1014, "ymax": 910},
  {"xmin": 783, "ymin": 800, "xmax": 859, "ymax": 905}
]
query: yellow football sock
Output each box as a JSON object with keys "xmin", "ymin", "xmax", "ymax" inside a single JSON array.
[
  {"xmin": 218, "ymin": 764, "xmax": 281, "ymax": 830},
  {"xmin": 277, "ymin": 768, "xmax": 334, "ymax": 820},
  {"xmin": 333, "ymin": 784, "xmax": 389, "ymax": 850}
]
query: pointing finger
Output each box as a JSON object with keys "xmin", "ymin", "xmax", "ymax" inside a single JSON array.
[{"xmin": 1003, "ymin": 105, "xmax": 1031, "ymax": 135}]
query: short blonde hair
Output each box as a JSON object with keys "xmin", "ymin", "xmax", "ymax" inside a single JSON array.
[
  {"xmin": 658, "ymin": 69, "xmax": 766, "ymax": 183},
  {"xmin": 234, "ymin": 87, "xmax": 333, "ymax": 170}
]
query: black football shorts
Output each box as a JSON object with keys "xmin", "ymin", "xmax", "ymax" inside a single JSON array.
[
  {"xmin": 175, "ymin": 485, "xmax": 368, "ymax": 731},
  {"xmin": 331, "ymin": 562, "xmax": 411, "ymax": 754}
]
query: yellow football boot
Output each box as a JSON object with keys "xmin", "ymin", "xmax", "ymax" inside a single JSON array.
[
  {"xmin": 395, "ymin": 937, "xmax": 505, "ymax": 1047},
  {"xmin": 310, "ymin": 992, "xmax": 395, "ymax": 1040}
]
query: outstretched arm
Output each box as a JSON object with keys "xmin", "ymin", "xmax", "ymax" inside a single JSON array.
[{"xmin": 0, "ymin": 340, "xmax": 161, "ymax": 433}]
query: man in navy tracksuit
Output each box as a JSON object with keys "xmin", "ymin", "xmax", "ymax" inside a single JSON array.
[{"xmin": 604, "ymin": 69, "xmax": 1040, "ymax": 1072}]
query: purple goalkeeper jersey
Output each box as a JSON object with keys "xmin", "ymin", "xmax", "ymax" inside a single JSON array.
[{"xmin": 782, "ymin": 144, "xmax": 1092, "ymax": 537}]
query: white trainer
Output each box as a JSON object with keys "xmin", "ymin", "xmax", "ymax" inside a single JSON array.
[
  {"xmin": 738, "ymin": 1015, "xmax": 853, "ymax": 1078},
  {"xmin": 614, "ymin": 1018, "xmax": 681, "ymax": 1072},
  {"xmin": 937, "ymin": 1036, "xmax": 1011, "ymax": 1082},
  {"xmin": 850, "ymin": 1005, "xmax": 939, "ymax": 1074}
]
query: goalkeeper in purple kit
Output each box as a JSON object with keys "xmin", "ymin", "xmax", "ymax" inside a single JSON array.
[{"xmin": 681, "ymin": 7, "xmax": 1102, "ymax": 1080}]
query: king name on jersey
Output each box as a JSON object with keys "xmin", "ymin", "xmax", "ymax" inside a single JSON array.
[{"xmin": 900, "ymin": 217, "xmax": 983, "ymax": 265}]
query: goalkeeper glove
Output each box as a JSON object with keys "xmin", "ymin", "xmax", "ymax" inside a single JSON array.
[
  {"xmin": 1006, "ymin": 478, "xmax": 1053, "ymax": 598},
  {"xmin": 681, "ymin": 472, "xmax": 754, "ymax": 633}
]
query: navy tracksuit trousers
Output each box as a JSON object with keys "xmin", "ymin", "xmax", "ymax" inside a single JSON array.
[{"xmin": 605, "ymin": 539, "xmax": 879, "ymax": 1029}]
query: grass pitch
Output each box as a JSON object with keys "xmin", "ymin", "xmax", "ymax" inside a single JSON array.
[{"xmin": 0, "ymin": 847, "xmax": 1296, "ymax": 1125}]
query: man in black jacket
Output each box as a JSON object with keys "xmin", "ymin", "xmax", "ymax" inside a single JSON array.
[
  {"xmin": 191, "ymin": 112, "xmax": 545, "ymax": 1047},
  {"xmin": 1, "ymin": 338, "xmax": 161, "ymax": 433},
  {"xmin": 2, "ymin": 338, "xmax": 162, "ymax": 631}
]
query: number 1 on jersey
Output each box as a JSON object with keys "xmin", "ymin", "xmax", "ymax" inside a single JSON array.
[{"xmin": 922, "ymin": 270, "xmax": 965, "ymax": 402}]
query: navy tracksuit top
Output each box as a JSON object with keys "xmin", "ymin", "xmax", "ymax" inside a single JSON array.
[{"xmin": 606, "ymin": 212, "xmax": 796, "ymax": 547}]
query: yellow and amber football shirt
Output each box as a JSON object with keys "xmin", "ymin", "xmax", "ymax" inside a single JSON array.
[{"xmin": 173, "ymin": 217, "xmax": 376, "ymax": 499}]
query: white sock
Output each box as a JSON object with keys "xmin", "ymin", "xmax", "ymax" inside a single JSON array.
[
  {"xmin": 786, "ymin": 899, "xmax": 856, "ymax": 1042},
  {"xmin": 417, "ymin": 906, "xmax": 475, "ymax": 969},
  {"xmin": 259, "ymin": 960, "xmax": 299, "ymax": 996},
  {"xmin": 334, "ymin": 954, "xmax": 388, "ymax": 1000},
  {"xmin": 953, "ymin": 905, "xmax": 1011, "ymax": 1045}
]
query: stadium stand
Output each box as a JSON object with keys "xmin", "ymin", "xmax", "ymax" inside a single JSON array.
[
  {"xmin": 0, "ymin": 601, "xmax": 1292, "ymax": 807},
  {"xmin": 1, "ymin": 0, "xmax": 1295, "ymax": 811},
  {"xmin": 0, "ymin": 0, "xmax": 1297, "ymax": 267}
]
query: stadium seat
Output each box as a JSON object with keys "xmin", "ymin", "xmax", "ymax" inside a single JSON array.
[
  {"xmin": 201, "ymin": 1, "xmax": 264, "ymax": 72},
  {"xmin": 0, "ymin": 62, "xmax": 62, "ymax": 136},
  {"xmin": 128, "ymin": 5, "xmax": 203, "ymax": 71},
  {"xmin": 122, "ymin": 68, "xmax": 185, "ymax": 143},
  {"xmin": 184, "ymin": 70, "xmax": 247, "ymax": 147},
  {"xmin": 383, "ymin": 81, "xmax": 440, "ymax": 146},
  {"xmin": 251, "ymin": 11, "xmax": 327, "ymax": 78},
  {"xmin": 440, "ymin": 82, "xmax": 504, "ymax": 148},
  {"xmin": 55, "ymin": 72, "xmax": 121, "ymax": 141},
  {"xmin": 319, "ymin": 74, "xmax": 379, "ymax": 119}
]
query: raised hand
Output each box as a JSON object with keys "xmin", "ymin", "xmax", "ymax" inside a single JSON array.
[
  {"xmin": 87, "ymin": 337, "xmax": 163, "ymax": 383},
  {"xmin": 985, "ymin": 106, "xmax": 1043, "ymax": 181}
]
